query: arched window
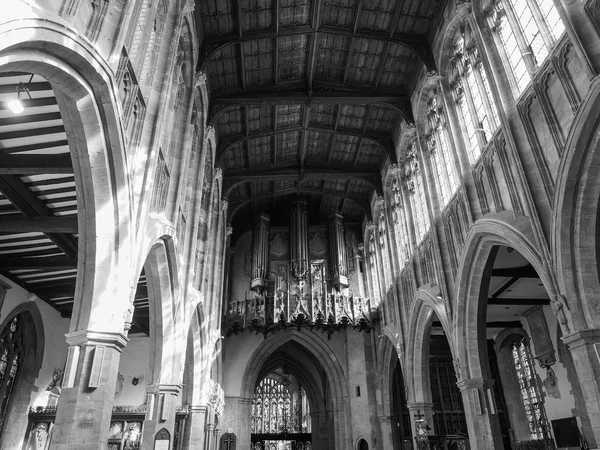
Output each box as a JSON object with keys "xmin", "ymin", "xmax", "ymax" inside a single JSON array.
[
  {"xmin": 0, "ymin": 316, "xmax": 23, "ymax": 435},
  {"xmin": 405, "ymin": 143, "xmax": 430, "ymax": 243},
  {"xmin": 511, "ymin": 337, "xmax": 551, "ymax": 440},
  {"xmin": 426, "ymin": 95, "xmax": 460, "ymax": 204},
  {"xmin": 378, "ymin": 206, "xmax": 393, "ymax": 287},
  {"xmin": 487, "ymin": 0, "xmax": 565, "ymax": 95},
  {"xmin": 450, "ymin": 28, "xmax": 500, "ymax": 164},
  {"xmin": 357, "ymin": 438, "xmax": 369, "ymax": 450},
  {"xmin": 391, "ymin": 175, "xmax": 411, "ymax": 265}
]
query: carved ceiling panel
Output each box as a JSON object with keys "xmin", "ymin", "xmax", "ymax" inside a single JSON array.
[
  {"xmin": 215, "ymin": 107, "xmax": 244, "ymax": 137},
  {"xmin": 243, "ymin": 38, "xmax": 274, "ymax": 87},
  {"xmin": 341, "ymin": 199, "xmax": 362, "ymax": 217},
  {"xmin": 276, "ymin": 104, "xmax": 303, "ymax": 128},
  {"xmin": 278, "ymin": 35, "xmax": 308, "ymax": 82},
  {"xmin": 206, "ymin": 46, "xmax": 239, "ymax": 90},
  {"xmin": 319, "ymin": 196, "xmax": 340, "ymax": 215},
  {"xmin": 329, "ymin": 135, "xmax": 359, "ymax": 164},
  {"xmin": 241, "ymin": 0, "xmax": 274, "ymax": 33},
  {"xmin": 356, "ymin": 140, "xmax": 385, "ymax": 166},
  {"xmin": 323, "ymin": 179, "xmax": 348, "ymax": 193},
  {"xmin": 223, "ymin": 142, "xmax": 248, "ymax": 170},
  {"xmin": 275, "ymin": 180, "xmax": 295, "ymax": 191},
  {"xmin": 248, "ymin": 136, "xmax": 273, "ymax": 166},
  {"xmin": 276, "ymin": 131, "xmax": 300, "ymax": 162},
  {"xmin": 395, "ymin": 0, "xmax": 437, "ymax": 35},
  {"xmin": 358, "ymin": 0, "xmax": 396, "ymax": 32},
  {"xmin": 252, "ymin": 180, "xmax": 272, "ymax": 196},
  {"xmin": 309, "ymin": 104, "xmax": 337, "ymax": 128},
  {"xmin": 337, "ymin": 104, "xmax": 367, "ymax": 129},
  {"xmin": 279, "ymin": 0, "xmax": 311, "ymax": 27},
  {"xmin": 315, "ymin": 34, "xmax": 352, "ymax": 83},
  {"xmin": 367, "ymin": 105, "xmax": 400, "ymax": 134},
  {"xmin": 346, "ymin": 38, "xmax": 386, "ymax": 85},
  {"xmin": 200, "ymin": 0, "xmax": 235, "ymax": 37},
  {"xmin": 379, "ymin": 44, "xmax": 419, "ymax": 88},
  {"xmin": 347, "ymin": 179, "xmax": 371, "ymax": 196},
  {"xmin": 247, "ymin": 105, "xmax": 274, "ymax": 132},
  {"xmin": 322, "ymin": 0, "xmax": 358, "ymax": 27},
  {"xmin": 306, "ymin": 131, "xmax": 332, "ymax": 160}
]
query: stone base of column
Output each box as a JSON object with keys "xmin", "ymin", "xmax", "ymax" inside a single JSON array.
[
  {"xmin": 456, "ymin": 378, "xmax": 504, "ymax": 450},
  {"xmin": 564, "ymin": 328, "xmax": 600, "ymax": 448},
  {"xmin": 140, "ymin": 384, "xmax": 181, "ymax": 449},
  {"xmin": 49, "ymin": 330, "xmax": 128, "ymax": 450},
  {"xmin": 181, "ymin": 405, "xmax": 207, "ymax": 450}
]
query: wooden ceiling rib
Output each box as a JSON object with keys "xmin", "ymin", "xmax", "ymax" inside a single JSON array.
[{"xmin": 198, "ymin": 0, "xmax": 445, "ymax": 227}]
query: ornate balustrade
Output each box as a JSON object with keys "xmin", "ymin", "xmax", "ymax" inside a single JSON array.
[
  {"xmin": 27, "ymin": 405, "xmax": 189, "ymax": 450},
  {"xmin": 512, "ymin": 439, "xmax": 556, "ymax": 450},
  {"xmin": 226, "ymin": 292, "xmax": 373, "ymax": 338},
  {"xmin": 416, "ymin": 434, "xmax": 470, "ymax": 450}
]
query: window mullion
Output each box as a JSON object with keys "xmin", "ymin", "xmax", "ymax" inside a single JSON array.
[
  {"xmin": 471, "ymin": 60, "xmax": 499, "ymax": 131},
  {"xmin": 461, "ymin": 74, "xmax": 487, "ymax": 153},
  {"xmin": 502, "ymin": 0, "xmax": 539, "ymax": 74},
  {"xmin": 525, "ymin": 0, "xmax": 556, "ymax": 51}
]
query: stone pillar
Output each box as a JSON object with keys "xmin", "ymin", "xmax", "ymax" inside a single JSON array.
[
  {"xmin": 563, "ymin": 329, "xmax": 600, "ymax": 447},
  {"xmin": 378, "ymin": 415, "xmax": 394, "ymax": 450},
  {"xmin": 140, "ymin": 384, "xmax": 181, "ymax": 449},
  {"xmin": 251, "ymin": 213, "xmax": 270, "ymax": 292},
  {"xmin": 204, "ymin": 423, "xmax": 214, "ymax": 450},
  {"xmin": 181, "ymin": 405, "xmax": 207, "ymax": 450},
  {"xmin": 406, "ymin": 402, "xmax": 434, "ymax": 439},
  {"xmin": 456, "ymin": 378, "xmax": 505, "ymax": 450},
  {"xmin": 223, "ymin": 396, "xmax": 253, "ymax": 449},
  {"xmin": 50, "ymin": 330, "xmax": 128, "ymax": 450},
  {"xmin": 328, "ymin": 213, "xmax": 348, "ymax": 289},
  {"xmin": 310, "ymin": 410, "xmax": 328, "ymax": 450}
]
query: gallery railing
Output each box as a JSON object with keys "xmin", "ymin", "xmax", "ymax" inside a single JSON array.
[
  {"xmin": 415, "ymin": 434, "xmax": 470, "ymax": 450},
  {"xmin": 226, "ymin": 292, "xmax": 373, "ymax": 338},
  {"xmin": 27, "ymin": 404, "xmax": 189, "ymax": 449},
  {"xmin": 511, "ymin": 439, "xmax": 556, "ymax": 450}
]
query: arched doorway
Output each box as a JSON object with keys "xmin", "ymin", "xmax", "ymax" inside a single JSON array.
[
  {"xmin": 390, "ymin": 353, "xmax": 411, "ymax": 449},
  {"xmin": 357, "ymin": 437, "xmax": 368, "ymax": 450}
]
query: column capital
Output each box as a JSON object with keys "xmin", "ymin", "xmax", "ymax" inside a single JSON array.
[
  {"xmin": 406, "ymin": 402, "xmax": 434, "ymax": 411},
  {"xmin": 562, "ymin": 328, "xmax": 600, "ymax": 349},
  {"xmin": 65, "ymin": 329, "xmax": 128, "ymax": 350},
  {"xmin": 456, "ymin": 377, "xmax": 495, "ymax": 392},
  {"xmin": 189, "ymin": 405, "xmax": 208, "ymax": 414},
  {"xmin": 151, "ymin": 383, "xmax": 182, "ymax": 395}
]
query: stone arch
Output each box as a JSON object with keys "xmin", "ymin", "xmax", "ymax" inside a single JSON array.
[
  {"xmin": 553, "ymin": 76, "xmax": 600, "ymax": 330},
  {"xmin": 143, "ymin": 236, "xmax": 181, "ymax": 386},
  {"xmin": 0, "ymin": 21, "xmax": 132, "ymax": 332},
  {"xmin": 404, "ymin": 288, "xmax": 451, "ymax": 406},
  {"xmin": 240, "ymin": 331, "xmax": 350, "ymax": 450},
  {"xmin": 182, "ymin": 304, "xmax": 208, "ymax": 406},
  {"xmin": 453, "ymin": 213, "xmax": 553, "ymax": 381},
  {"xmin": 377, "ymin": 334, "xmax": 401, "ymax": 417},
  {"xmin": 0, "ymin": 303, "xmax": 44, "ymax": 449},
  {"xmin": 436, "ymin": 2, "xmax": 471, "ymax": 78}
]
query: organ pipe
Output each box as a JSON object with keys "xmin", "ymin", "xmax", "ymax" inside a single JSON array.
[{"xmin": 251, "ymin": 213, "xmax": 270, "ymax": 292}]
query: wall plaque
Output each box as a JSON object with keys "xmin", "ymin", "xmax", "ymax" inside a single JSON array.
[{"xmin": 154, "ymin": 428, "xmax": 170, "ymax": 450}]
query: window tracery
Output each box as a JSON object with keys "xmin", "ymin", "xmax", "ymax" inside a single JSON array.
[
  {"xmin": 511, "ymin": 338, "xmax": 552, "ymax": 441},
  {"xmin": 487, "ymin": 0, "xmax": 565, "ymax": 95},
  {"xmin": 405, "ymin": 144, "xmax": 430, "ymax": 243},
  {"xmin": 426, "ymin": 95, "xmax": 460, "ymax": 204},
  {"xmin": 390, "ymin": 172, "xmax": 411, "ymax": 265},
  {"xmin": 450, "ymin": 28, "xmax": 500, "ymax": 163}
]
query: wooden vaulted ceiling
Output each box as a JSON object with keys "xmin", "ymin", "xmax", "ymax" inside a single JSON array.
[
  {"xmin": 196, "ymin": 0, "xmax": 445, "ymax": 227},
  {"xmin": 0, "ymin": 72, "xmax": 149, "ymax": 334}
]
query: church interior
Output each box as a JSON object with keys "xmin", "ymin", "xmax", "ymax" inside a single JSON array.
[{"xmin": 2, "ymin": 0, "xmax": 600, "ymax": 449}]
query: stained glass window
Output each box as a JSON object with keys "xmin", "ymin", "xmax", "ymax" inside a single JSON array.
[
  {"xmin": 487, "ymin": 0, "xmax": 565, "ymax": 95},
  {"xmin": 511, "ymin": 338, "xmax": 551, "ymax": 440},
  {"xmin": 0, "ymin": 316, "xmax": 23, "ymax": 435},
  {"xmin": 252, "ymin": 374, "xmax": 308, "ymax": 435},
  {"xmin": 390, "ymin": 175, "xmax": 411, "ymax": 265}
]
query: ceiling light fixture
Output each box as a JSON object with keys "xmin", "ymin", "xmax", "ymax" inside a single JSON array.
[{"xmin": 9, "ymin": 76, "xmax": 34, "ymax": 115}]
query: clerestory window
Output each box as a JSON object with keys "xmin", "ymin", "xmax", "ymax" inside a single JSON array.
[
  {"xmin": 487, "ymin": 0, "xmax": 565, "ymax": 95},
  {"xmin": 451, "ymin": 28, "xmax": 500, "ymax": 163},
  {"xmin": 405, "ymin": 144, "xmax": 430, "ymax": 243},
  {"xmin": 391, "ymin": 175, "xmax": 411, "ymax": 265}
]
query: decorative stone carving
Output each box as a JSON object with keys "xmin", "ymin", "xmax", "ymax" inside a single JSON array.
[{"xmin": 208, "ymin": 379, "xmax": 225, "ymax": 416}]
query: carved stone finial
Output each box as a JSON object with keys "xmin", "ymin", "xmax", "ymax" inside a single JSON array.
[
  {"xmin": 213, "ymin": 166, "xmax": 222, "ymax": 179},
  {"xmin": 552, "ymin": 295, "xmax": 571, "ymax": 334},
  {"xmin": 220, "ymin": 199, "xmax": 228, "ymax": 212},
  {"xmin": 205, "ymin": 125, "xmax": 215, "ymax": 142},
  {"xmin": 226, "ymin": 224, "xmax": 233, "ymax": 236}
]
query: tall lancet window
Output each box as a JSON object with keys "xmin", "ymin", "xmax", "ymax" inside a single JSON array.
[
  {"xmin": 487, "ymin": 0, "xmax": 565, "ymax": 95},
  {"xmin": 391, "ymin": 174, "xmax": 411, "ymax": 265},
  {"xmin": 450, "ymin": 27, "xmax": 500, "ymax": 164},
  {"xmin": 405, "ymin": 144, "xmax": 430, "ymax": 243},
  {"xmin": 378, "ymin": 206, "xmax": 393, "ymax": 287},
  {"xmin": 511, "ymin": 338, "xmax": 551, "ymax": 440},
  {"xmin": 0, "ymin": 316, "xmax": 22, "ymax": 435},
  {"xmin": 426, "ymin": 95, "xmax": 460, "ymax": 206}
]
